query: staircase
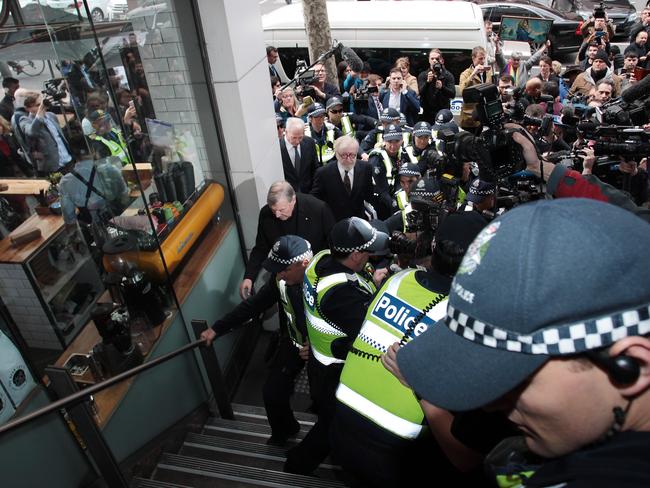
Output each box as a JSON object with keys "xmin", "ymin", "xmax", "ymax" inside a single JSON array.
[{"xmin": 131, "ymin": 403, "xmax": 350, "ymax": 488}]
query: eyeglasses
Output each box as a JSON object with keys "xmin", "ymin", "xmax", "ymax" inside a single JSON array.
[
  {"xmin": 338, "ymin": 152, "xmax": 356, "ymax": 159},
  {"xmin": 329, "ymin": 109, "xmax": 343, "ymax": 114}
]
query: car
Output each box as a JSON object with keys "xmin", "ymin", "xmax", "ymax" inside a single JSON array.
[
  {"xmin": 44, "ymin": 0, "xmax": 128, "ymax": 22},
  {"xmin": 531, "ymin": 0, "xmax": 637, "ymax": 40},
  {"xmin": 474, "ymin": 0, "xmax": 584, "ymax": 56}
]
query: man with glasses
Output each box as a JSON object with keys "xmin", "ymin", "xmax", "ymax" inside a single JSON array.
[
  {"xmin": 311, "ymin": 135, "xmax": 374, "ymax": 222},
  {"xmin": 326, "ymin": 96, "xmax": 376, "ymax": 142},
  {"xmin": 307, "ymin": 62, "xmax": 340, "ymax": 105},
  {"xmin": 417, "ymin": 48, "xmax": 455, "ymax": 124}
]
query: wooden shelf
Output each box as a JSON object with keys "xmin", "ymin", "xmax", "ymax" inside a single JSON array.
[
  {"xmin": 41, "ymin": 253, "xmax": 91, "ymax": 303},
  {"xmin": 0, "ymin": 214, "xmax": 64, "ymax": 264}
]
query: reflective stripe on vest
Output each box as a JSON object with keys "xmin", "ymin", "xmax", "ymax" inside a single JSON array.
[
  {"xmin": 404, "ymin": 145, "xmax": 419, "ymax": 165},
  {"xmin": 374, "ymin": 132, "xmax": 383, "ymax": 149},
  {"xmin": 278, "ymin": 278, "xmax": 303, "ymax": 348},
  {"xmin": 305, "ymin": 125, "xmax": 336, "ymax": 165},
  {"xmin": 395, "ymin": 190, "xmax": 412, "ymax": 233},
  {"xmin": 402, "ymin": 132, "xmax": 411, "ymax": 146},
  {"xmin": 303, "ymin": 250, "xmax": 375, "ymax": 366},
  {"xmin": 95, "ymin": 129, "xmax": 129, "ymax": 166},
  {"xmin": 338, "ymin": 270, "xmax": 448, "ymax": 438},
  {"xmin": 341, "ymin": 115, "xmax": 354, "ymax": 137},
  {"xmin": 370, "ymin": 148, "xmax": 399, "ymax": 188}
]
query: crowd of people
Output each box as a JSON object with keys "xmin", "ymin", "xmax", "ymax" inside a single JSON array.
[{"xmin": 201, "ymin": 12, "xmax": 650, "ymax": 488}]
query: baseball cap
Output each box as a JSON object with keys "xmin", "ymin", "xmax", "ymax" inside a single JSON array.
[
  {"xmin": 398, "ymin": 162, "xmax": 421, "ymax": 178},
  {"xmin": 326, "ymin": 96, "xmax": 344, "ymax": 111},
  {"xmin": 88, "ymin": 109, "xmax": 110, "ymax": 123},
  {"xmin": 263, "ymin": 235, "xmax": 312, "ymax": 274},
  {"xmin": 383, "ymin": 124, "xmax": 403, "ymax": 141},
  {"xmin": 398, "ymin": 199, "xmax": 650, "ymax": 411},
  {"xmin": 380, "ymin": 107, "xmax": 401, "ymax": 122},
  {"xmin": 413, "ymin": 121, "xmax": 433, "ymax": 138},
  {"xmin": 308, "ymin": 103, "xmax": 326, "ymax": 118},
  {"xmin": 466, "ymin": 178, "xmax": 496, "ymax": 204},
  {"xmin": 330, "ymin": 217, "xmax": 389, "ymax": 255},
  {"xmin": 432, "ymin": 109, "xmax": 459, "ymax": 134}
]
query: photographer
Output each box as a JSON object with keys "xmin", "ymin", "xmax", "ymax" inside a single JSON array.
[
  {"xmin": 511, "ymin": 124, "xmax": 650, "ymax": 221},
  {"xmin": 459, "ymin": 46, "xmax": 492, "ymax": 133},
  {"xmin": 619, "ymin": 49, "xmax": 640, "ymax": 91},
  {"xmin": 304, "ymin": 62, "xmax": 340, "ymax": 105},
  {"xmin": 417, "ymin": 49, "xmax": 455, "ymax": 124},
  {"xmin": 20, "ymin": 93, "xmax": 73, "ymax": 176},
  {"xmin": 629, "ymin": 6, "xmax": 650, "ymax": 51}
]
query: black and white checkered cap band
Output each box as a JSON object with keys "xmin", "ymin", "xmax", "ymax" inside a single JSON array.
[
  {"xmin": 444, "ymin": 303, "xmax": 650, "ymax": 355},
  {"xmin": 469, "ymin": 187, "xmax": 495, "ymax": 196},
  {"xmin": 333, "ymin": 226, "xmax": 378, "ymax": 253},
  {"xmin": 399, "ymin": 168, "xmax": 420, "ymax": 177},
  {"xmin": 269, "ymin": 247, "xmax": 313, "ymax": 266}
]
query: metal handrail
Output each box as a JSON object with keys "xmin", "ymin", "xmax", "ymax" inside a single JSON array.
[{"xmin": 0, "ymin": 338, "xmax": 208, "ymax": 436}]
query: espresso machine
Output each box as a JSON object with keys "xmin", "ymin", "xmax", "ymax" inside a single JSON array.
[
  {"xmin": 90, "ymin": 303, "xmax": 143, "ymax": 377},
  {"xmin": 102, "ymin": 234, "xmax": 167, "ymax": 328}
]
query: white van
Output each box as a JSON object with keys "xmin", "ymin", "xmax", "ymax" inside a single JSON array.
[{"xmin": 263, "ymin": 1, "xmax": 487, "ymax": 92}]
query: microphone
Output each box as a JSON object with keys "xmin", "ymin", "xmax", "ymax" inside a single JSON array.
[
  {"xmin": 621, "ymin": 72, "xmax": 650, "ymax": 104},
  {"xmin": 339, "ymin": 44, "xmax": 364, "ymax": 73}
]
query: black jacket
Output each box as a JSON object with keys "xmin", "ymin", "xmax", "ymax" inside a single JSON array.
[
  {"xmin": 212, "ymin": 274, "xmax": 306, "ymax": 341},
  {"xmin": 526, "ymin": 431, "xmax": 650, "ymax": 488},
  {"xmin": 311, "ymin": 160, "xmax": 374, "ymax": 222},
  {"xmin": 244, "ymin": 193, "xmax": 335, "ymax": 281},
  {"xmin": 417, "ymin": 68, "xmax": 456, "ymax": 124},
  {"xmin": 280, "ymin": 136, "xmax": 319, "ymax": 194}
]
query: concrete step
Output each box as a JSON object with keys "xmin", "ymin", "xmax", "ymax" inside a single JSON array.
[
  {"xmin": 181, "ymin": 432, "xmax": 341, "ymax": 478},
  {"xmin": 154, "ymin": 453, "xmax": 348, "ymax": 488}
]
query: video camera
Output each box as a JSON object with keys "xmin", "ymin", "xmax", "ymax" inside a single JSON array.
[
  {"xmin": 462, "ymin": 83, "xmax": 527, "ymax": 180},
  {"xmin": 585, "ymin": 125, "xmax": 650, "ymax": 158},
  {"xmin": 352, "ymin": 79, "xmax": 379, "ymax": 102},
  {"xmin": 41, "ymin": 78, "xmax": 67, "ymax": 104},
  {"xmin": 593, "ymin": 1, "xmax": 607, "ymax": 19},
  {"xmin": 293, "ymin": 59, "xmax": 317, "ymax": 97}
]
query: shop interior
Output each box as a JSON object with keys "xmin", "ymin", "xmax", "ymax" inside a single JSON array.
[{"xmin": 0, "ymin": 0, "xmax": 239, "ymax": 431}]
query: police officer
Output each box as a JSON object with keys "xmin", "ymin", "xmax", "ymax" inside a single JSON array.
[
  {"xmin": 460, "ymin": 178, "xmax": 496, "ymax": 222},
  {"xmin": 404, "ymin": 121, "xmax": 434, "ymax": 168},
  {"xmin": 284, "ymin": 217, "xmax": 389, "ymax": 476},
  {"xmin": 384, "ymin": 163, "xmax": 422, "ymax": 234},
  {"xmin": 360, "ymin": 107, "xmax": 401, "ymax": 158},
  {"xmin": 201, "ymin": 235, "xmax": 313, "ymax": 446},
  {"xmin": 331, "ymin": 212, "xmax": 487, "ymax": 487},
  {"xmin": 305, "ymin": 102, "xmax": 341, "ymax": 166},
  {"xmin": 325, "ymin": 96, "xmax": 376, "ymax": 142},
  {"xmin": 87, "ymin": 109, "xmax": 131, "ymax": 166},
  {"xmin": 369, "ymin": 123, "xmax": 406, "ymax": 219}
]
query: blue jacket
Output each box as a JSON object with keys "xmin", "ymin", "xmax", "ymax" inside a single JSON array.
[{"xmin": 372, "ymin": 89, "xmax": 421, "ymax": 126}]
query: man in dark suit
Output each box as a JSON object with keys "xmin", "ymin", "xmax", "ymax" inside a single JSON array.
[
  {"xmin": 239, "ymin": 180, "xmax": 335, "ymax": 299},
  {"xmin": 311, "ymin": 135, "xmax": 374, "ymax": 222},
  {"xmin": 378, "ymin": 68, "xmax": 420, "ymax": 127},
  {"xmin": 280, "ymin": 117, "xmax": 319, "ymax": 194}
]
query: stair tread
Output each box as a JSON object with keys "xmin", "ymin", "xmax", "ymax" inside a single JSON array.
[
  {"xmin": 231, "ymin": 403, "xmax": 317, "ymax": 423},
  {"xmin": 157, "ymin": 453, "xmax": 347, "ymax": 488},
  {"xmin": 183, "ymin": 432, "xmax": 339, "ymax": 470},
  {"xmin": 131, "ymin": 477, "xmax": 193, "ymax": 488},
  {"xmin": 203, "ymin": 417, "xmax": 310, "ymax": 437}
]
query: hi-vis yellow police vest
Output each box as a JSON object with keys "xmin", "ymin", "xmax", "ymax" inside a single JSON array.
[
  {"xmin": 337, "ymin": 269, "xmax": 448, "ymax": 439},
  {"xmin": 305, "ymin": 124, "xmax": 336, "ymax": 165},
  {"xmin": 303, "ymin": 250, "xmax": 376, "ymax": 366},
  {"xmin": 93, "ymin": 129, "xmax": 130, "ymax": 166},
  {"xmin": 277, "ymin": 278, "xmax": 305, "ymax": 348}
]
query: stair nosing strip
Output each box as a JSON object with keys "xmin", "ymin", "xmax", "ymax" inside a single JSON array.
[
  {"xmin": 234, "ymin": 411, "xmax": 315, "ymax": 426},
  {"xmin": 158, "ymin": 453, "xmax": 346, "ymax": 488}
]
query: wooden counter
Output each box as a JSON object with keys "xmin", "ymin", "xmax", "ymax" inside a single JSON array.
[
  {"xmin": 53, "ymin": 220, "xmax": 233, "ymax": 428},
  {"xmin": 0, "ymin": 178, "xmax": 50, "ymax": 197},
  {"xmin": 0, "ymin": 214, "xmax": 64, "ymax": 263}
]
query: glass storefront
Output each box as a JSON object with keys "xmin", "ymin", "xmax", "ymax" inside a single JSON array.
[{"xmin": 0, "ymin": 0, "xmax": 235, "ymax": 402}]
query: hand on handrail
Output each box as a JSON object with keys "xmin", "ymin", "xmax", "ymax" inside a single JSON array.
[{"xmin": 200, "ymin": 328, "xmax": 217, "ymax": 346}]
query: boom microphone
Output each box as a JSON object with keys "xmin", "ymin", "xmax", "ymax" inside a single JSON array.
[
  {"xmin": 339, "ymin": 44, "xmax": 364, "ymax": 73},
  {"xmin": 621, "ymin": 72, "xmax": 650, "ymax": 104}
]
